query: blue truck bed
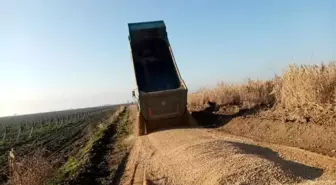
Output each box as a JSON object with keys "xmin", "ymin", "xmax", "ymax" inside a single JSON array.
[{"xmin": 128, "ymin": 20, "xmax": 181, "ymax": 92}]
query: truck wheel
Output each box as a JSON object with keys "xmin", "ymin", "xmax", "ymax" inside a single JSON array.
[{"xmin": 137, "ymin": 113, "xmax": 146, "ymax": 136}]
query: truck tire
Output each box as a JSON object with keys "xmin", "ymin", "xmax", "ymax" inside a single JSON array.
[{"xmin": 137, "ymin": 113, "xmax": 146, "ymax": 136}]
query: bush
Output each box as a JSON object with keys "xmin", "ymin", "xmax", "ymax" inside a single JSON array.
[
  {"xmin": 188, "ymin": 61, "xmax": 336, "ymax": 124},
  {"xmin": 188, "ymin": 80, "xmax": 275, "ymax": 109},
  {"xmin": 273, "ymin": 62, "xmax": 336, "ymax": 124}
]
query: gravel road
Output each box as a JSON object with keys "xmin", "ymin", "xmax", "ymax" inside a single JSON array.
[{"xmin": 120, "ymin": 107, "xmax": 336, "ymax": 185}]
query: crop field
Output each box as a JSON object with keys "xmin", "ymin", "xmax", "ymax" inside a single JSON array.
[{"xmin": 0, "ymin": 104, "xmax": 128, "ymax": 184}]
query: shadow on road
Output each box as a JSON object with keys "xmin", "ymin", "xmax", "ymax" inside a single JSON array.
[
  {"xmin": 190, "ymin": 102, "xmax": 261, "ymax": 128},
  {"xmin": 227, "ymin": 141, "xmax": 324, "ymax": 180}
]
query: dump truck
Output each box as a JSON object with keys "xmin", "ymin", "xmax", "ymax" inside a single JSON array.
[{"xmin": 128, "ymin": 20, "xmax": 196, "ymax": 136}]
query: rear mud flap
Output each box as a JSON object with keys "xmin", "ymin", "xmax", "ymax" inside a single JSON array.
[{"xmin": 137, "ymin": 108, "xmax": 199, "ymax": 135}]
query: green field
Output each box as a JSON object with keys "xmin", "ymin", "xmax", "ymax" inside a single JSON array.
[{"xmin": 0, "ymin": 104, "xmax": 128, "ymax": 184}]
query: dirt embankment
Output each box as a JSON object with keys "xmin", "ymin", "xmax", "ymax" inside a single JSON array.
[
  {"xmin": 190, "ymin": 105, "xmax": 336, "ymax": 157},
  {"xmin": 219, "ymin": 116, "xmax": 336, "ymax": 157}
]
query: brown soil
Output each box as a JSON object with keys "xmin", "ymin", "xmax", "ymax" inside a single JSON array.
[
  {"xmin": 126, "ymin": 129, "xmax": 336, "ymax": 185},
  {"xmin": 120, "ymin": 106, "xmax": 336, "ymax": 185}
]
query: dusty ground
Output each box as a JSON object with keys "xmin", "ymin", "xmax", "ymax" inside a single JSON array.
[
  {"xmin": 219, "ymin": 117, "xmax": 336, "ymax": 157},
  {"xmin": 123, "ymin": 128, "xmax": 336, "ymax": 185},
  {"xmin": 120, "ymin": 107, "xmax": 336, "ymax": 185}
]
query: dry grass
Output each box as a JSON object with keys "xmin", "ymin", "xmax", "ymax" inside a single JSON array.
[
  {"xmin": 188, "ymin": 61, "xmax": 336, "ymax": 125},
  {"xmin": 188, "ymin": 79, "xmax": 275, "ymax": 109},
  {"xmin": 9, "ymin": 150, "xmax": 55, "ymax": 185}
]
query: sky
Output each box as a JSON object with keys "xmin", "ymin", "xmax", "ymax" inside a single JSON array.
[{"xmin": 0, "ymin": 0, "xmax": 335, "ymax": 117}]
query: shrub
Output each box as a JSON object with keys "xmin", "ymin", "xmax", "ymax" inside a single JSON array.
[{"xmin": 188, "ymin": 61, "xmax": 336, "ymax": 124}]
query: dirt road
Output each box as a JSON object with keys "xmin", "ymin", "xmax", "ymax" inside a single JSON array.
[
  {"xmin": 121, "ymin": 129, "xmax": 336, "ymax": 185},
  {"xmin": 119, "ymin": 106, "xmax": 336, "ymax": 185}
]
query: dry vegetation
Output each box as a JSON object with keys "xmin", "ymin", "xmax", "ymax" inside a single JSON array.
[
  {"xmin": 9, "ymin": 149, "xmax": 55, "ymax": 185},
  {"xmin": 188, "ymin": 61, "xmax": 336, "ymax": 125}
]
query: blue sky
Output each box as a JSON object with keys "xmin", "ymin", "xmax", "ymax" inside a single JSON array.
[{"xmin": 0, "ymin": 0, "xmax": 335, "ymax": 116}]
